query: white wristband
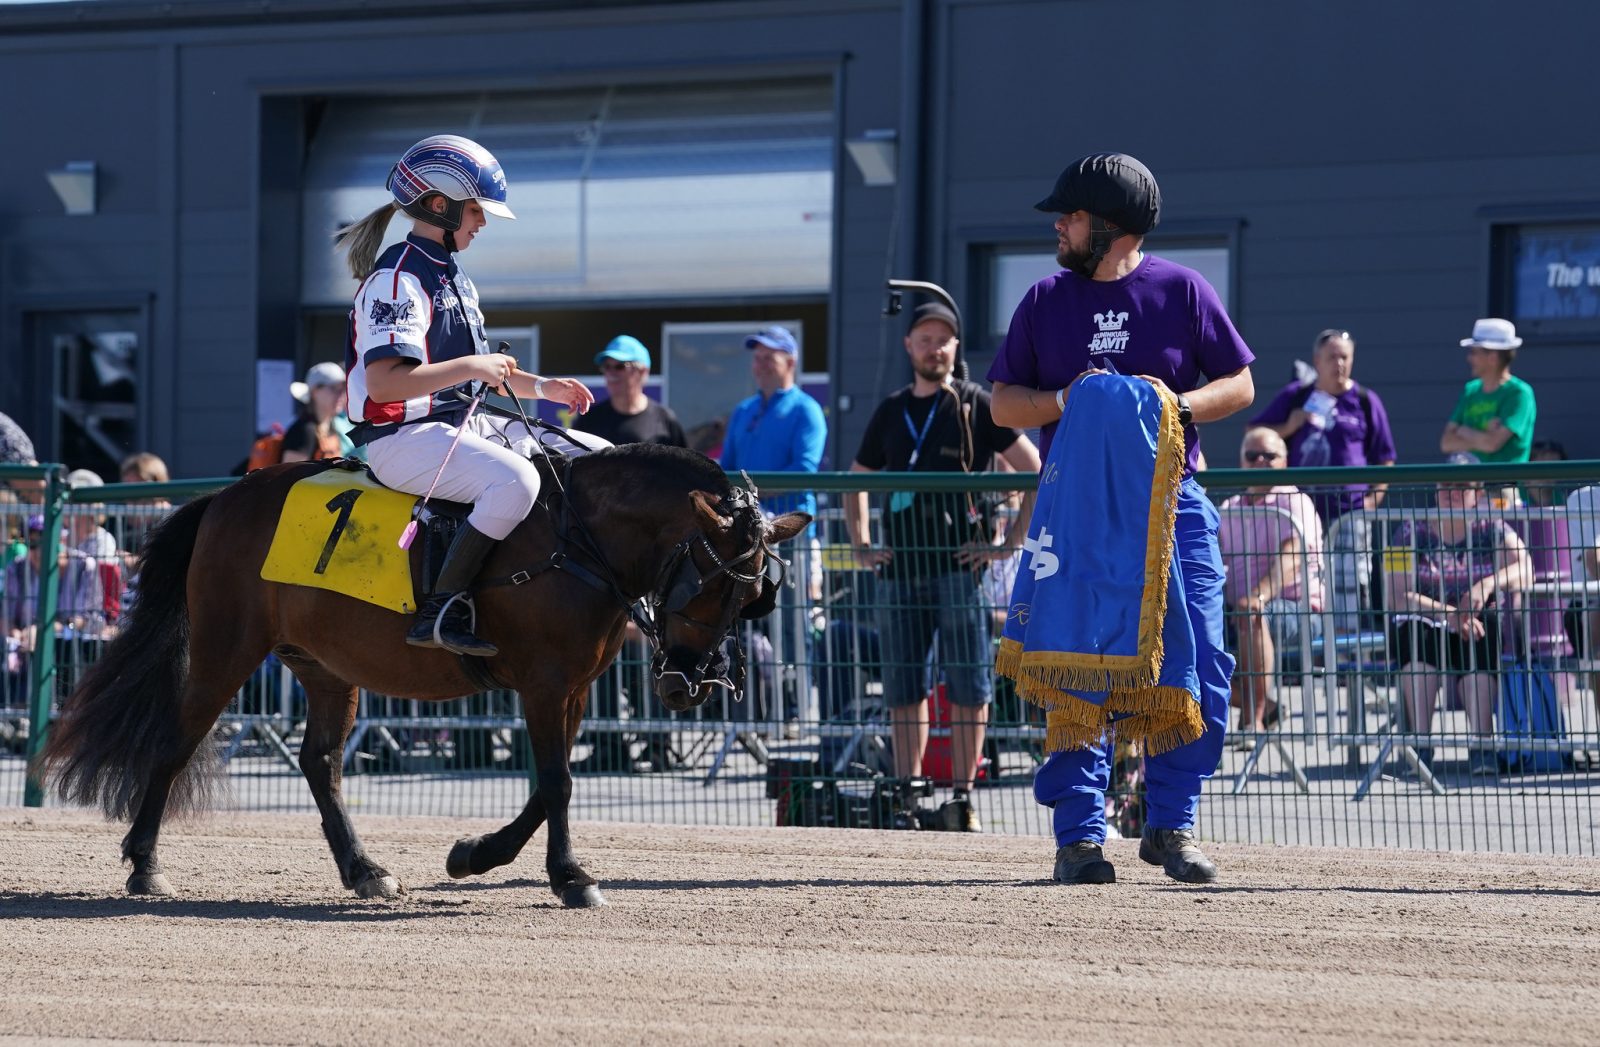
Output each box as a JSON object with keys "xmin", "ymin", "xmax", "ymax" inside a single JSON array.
[
  {"xmin": 1054, "ymin": 387, "xmax": 1067, "ymax": 413},
  {"xmin": 533, "ymin": 378, "xmax": 548, "ymax": 400}
]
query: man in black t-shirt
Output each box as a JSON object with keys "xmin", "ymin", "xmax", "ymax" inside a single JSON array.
[
  {"xmin": 843, "ymin": 303, "xmax": 1040, "ymax": 830},
  {"xmin": 573, "ymin": 336, "xmax": 687, "ymax": 449}
]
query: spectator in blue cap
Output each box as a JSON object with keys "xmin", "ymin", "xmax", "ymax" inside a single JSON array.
[
  {"xmin": 573, "ymin": 335, "xmax": 687, "ymax": 449},
  {"xmin": 721, "ymin": 325, "xmax": 827, "ymax": 732},
  {"xmin": 721, "ymin": 325, "xmax": 826, "ymax": 520}
]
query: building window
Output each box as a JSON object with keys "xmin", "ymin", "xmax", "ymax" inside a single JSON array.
[{"xmin": 1493, "ymin": 222, "xmax": 1600, "ymax": 334}]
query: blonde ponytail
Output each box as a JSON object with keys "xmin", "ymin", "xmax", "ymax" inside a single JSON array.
[{"xmin": 333, "ymin": 202, "xmax": 400, "ymax": 280}]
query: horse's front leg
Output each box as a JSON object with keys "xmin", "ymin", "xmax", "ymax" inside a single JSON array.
[{"xmin": 527, "ymin": 685, "xmax": 605, "ymax": 908}]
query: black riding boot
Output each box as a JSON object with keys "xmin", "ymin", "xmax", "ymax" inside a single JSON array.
[{"xmin": 406, "ymin": 523, "xmax": 499, "ymax": 657}]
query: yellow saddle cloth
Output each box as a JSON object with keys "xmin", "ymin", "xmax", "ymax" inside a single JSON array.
[{"xmin": 260, "ymin": 469, "xmax": 418, "ymax": 614}]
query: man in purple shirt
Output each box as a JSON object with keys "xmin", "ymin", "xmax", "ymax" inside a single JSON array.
[{"xmin": 989, "ymin": 153, "xmax": 1255, "ymax": 886}]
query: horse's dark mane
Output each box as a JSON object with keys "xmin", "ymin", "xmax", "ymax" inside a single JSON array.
[{"xmin": 577, "ymin": 443, "xmax": 732, "ymax": 499}]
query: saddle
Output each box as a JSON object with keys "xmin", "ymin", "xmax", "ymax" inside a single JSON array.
[{"xmin": 259, "ymin": 444, "xmax": 572, "ymax": 615}]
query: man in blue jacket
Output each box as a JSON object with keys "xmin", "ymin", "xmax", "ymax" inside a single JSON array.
[{"xmin": 721, "ymin": 326, "xmax": 827, "ymax": 731}]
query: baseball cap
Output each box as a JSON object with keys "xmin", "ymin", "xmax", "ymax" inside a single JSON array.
[
  {"xmin": 291, "ymin": 362, "xmax": 347, "ymax": 404},
  {"xmin": 594, "ymin": 335, "xmax": 652, "ymax": 370},
  {"xmin": 1459, "ymin": 317, "xmax": 1522, "ymax": 351},
  {"xmin": 744, "ymin": 325, "xmax": 799, "ymax": 355},
  {"xmin": 907, "ymin": 302, "xmax": 959, "ymax": 338},
  {"xmin": 65, "ymin": 468, "xmax": 104, "ymax": 489},
  {"xmin": 1035, "ymin": 152, "xmax": 1162, "ymax": 235}
]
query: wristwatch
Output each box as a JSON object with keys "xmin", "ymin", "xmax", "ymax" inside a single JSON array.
[{"xmin": 1176, "ymin": 393, "xmax": 1193, "ymax": 427}]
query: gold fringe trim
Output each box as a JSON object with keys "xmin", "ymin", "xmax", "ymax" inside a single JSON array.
[{"xmin": 1039, "ymin": 687, "xmax": 1202, "ymax": 756}]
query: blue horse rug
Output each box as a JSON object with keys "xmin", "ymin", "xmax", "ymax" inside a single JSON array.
[{"xmin": 995, "ymin": 373, "xmax": 1201, "ymax": 755}]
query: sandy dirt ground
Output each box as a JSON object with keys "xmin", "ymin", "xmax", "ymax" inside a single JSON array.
[{"xmin": 2, "ymin": 809, "xmax": 1598, "ymax": 1046}]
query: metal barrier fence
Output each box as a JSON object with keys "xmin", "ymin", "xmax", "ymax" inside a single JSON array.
[{"xmin": 2, "ymin": 460, "xmax": 1598, "ymax": 854}]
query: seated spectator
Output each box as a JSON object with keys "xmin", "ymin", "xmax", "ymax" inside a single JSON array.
[
  {"xmin": 1217, "ymin": 428, "xmax": 1326, "ymax": 737},
  {"xmin": 1524, "ymin": 438, "xmax": 1569, "ymax": 509},
  {"xmin": 1383, "ymin": 453, "xmax": 1532, "ymax": 774},
  {"xmin": 283, "ymin": 362, "xmax": 351, "ymax": 463},
  {"xmin": 1251, "ymin": 329, "xmax": 1396, "ymax": 631},
  {"xmin": 573, "ymin": 337, "xmax": 687, "ymax": 448}
]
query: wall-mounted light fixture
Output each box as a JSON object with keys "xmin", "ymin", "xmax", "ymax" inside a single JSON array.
[
  {"xmin": 46, "ymin": 161, "xmax": 97, "ymax": 216},
  {"xmin": 844, "ymin": 129, "xmax": 898, "ymax": 187}
]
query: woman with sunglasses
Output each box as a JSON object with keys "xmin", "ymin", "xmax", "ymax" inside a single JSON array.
[{"xmin": 1216, "ymin": 428, "xmax": 1326, "ymax": 737}]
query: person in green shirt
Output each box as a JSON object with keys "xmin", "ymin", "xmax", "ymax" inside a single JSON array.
[{"xmin": 1440, "ymin": 317, "xmax": 1536, "ymax": 464}]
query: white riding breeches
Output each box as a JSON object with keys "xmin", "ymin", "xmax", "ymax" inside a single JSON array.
[{"xmin": 366, "ymin": 414, "xmax": 612, "ymax": 540}]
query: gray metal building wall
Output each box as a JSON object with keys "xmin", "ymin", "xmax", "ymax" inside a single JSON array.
[
  {"xmin": 927, "ymin": 0, "xmax": 1600, "ymax": 466},
  {"xmin": 1, "ymin": 0, "xmax": 1596, "ymax": 476}
]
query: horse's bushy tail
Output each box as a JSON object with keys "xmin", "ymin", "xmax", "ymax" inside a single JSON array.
[{"xmin": 37, "ymin": 494, "xmax": 221, "ymax": 820}]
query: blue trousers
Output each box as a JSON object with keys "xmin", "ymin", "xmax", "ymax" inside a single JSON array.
[{"xmin": 1033, "ymin": 478, "xmax": 1233, "ymax": 845}]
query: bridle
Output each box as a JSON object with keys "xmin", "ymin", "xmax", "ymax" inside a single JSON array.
[{"xmin": 641, "ymin": 484, "xmax": 787, "ymax": 699}]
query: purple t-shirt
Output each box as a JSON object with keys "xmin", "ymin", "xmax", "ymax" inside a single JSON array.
[
  {"xmin": 986, "ymin": 255, "xmax": 1254, "ymax": 474},
  {"xmin": 1250, "ymin": 381, "xmax": 1397, "ymax": 519}
]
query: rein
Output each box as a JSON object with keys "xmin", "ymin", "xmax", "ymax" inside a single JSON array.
[{"xmin": 473, "ymin": 439, "xmax": 775, "ymax": 700}]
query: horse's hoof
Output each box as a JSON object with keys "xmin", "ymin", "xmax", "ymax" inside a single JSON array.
[
  {"xmin": 126, "ymin": 872, "xmax": 174, "ymax": 897},
  {"xmin": 559, "ymin": 883, "xmax": 607, "ymax": 909},
  {"xmin": 354, "ymin": 874, "xmax": 403, "ymax": 900},
  {"xmin": 446, "ymin": 837, "xmax": 482, "ymax": 879}
]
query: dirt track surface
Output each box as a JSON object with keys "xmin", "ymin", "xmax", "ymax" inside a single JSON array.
[{"xmin": 3, "ymin": 810, "xmax": 1599, "ymax": 1046}]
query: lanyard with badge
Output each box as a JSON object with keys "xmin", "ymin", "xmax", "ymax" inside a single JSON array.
[{"xmin": 891, "ymin": 390, "xmax": 942, "ymax": 513}]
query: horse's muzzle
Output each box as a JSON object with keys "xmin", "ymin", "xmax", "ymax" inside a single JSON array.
[{"xmin": 652, "ymin": 645, "xmax": 733, "ymax": 711}]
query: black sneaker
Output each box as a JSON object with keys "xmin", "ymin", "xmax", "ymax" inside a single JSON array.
[
  {"xmin": 1053, "ymin": 841, "xmax": 1116, "ymax": 884},
  {"xmin": 1139, "ymin": 827, "xmax": 1218, "ymax": 884}
]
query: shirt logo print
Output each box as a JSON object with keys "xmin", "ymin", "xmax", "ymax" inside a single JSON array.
[{"xmin": 1088, "ymin": 310, "xmax": 1130, "ymax": 355}]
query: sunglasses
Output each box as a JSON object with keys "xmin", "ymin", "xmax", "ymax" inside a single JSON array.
[
  {"xmin": 1243, "ymin": 450, "xmax": 1282, "ymax": 463},
  {"xmin": 600, "ymin": 360, "xmax": 641, "ymax": 374}
]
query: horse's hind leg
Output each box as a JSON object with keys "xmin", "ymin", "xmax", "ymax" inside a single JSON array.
[
  {"xmin": 122, "ymin": 643, "xmax": 266, "ymax": 896},
  {"xmin": 289, "ymin": 658, "xmax": 400, "ymax": 899},
  {"xmin": 446, "ymin": 791, "xmax": 546, "ymax": 879}
]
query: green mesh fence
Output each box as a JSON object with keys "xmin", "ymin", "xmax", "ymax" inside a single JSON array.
[{"xmin": 3, "ymin": 461, "xmax": 1598, "ymax": 853}]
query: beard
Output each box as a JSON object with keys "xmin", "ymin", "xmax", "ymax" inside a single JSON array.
[
  {"xmin": 914, "ymin": 359, "xmax": 951, "ymax": 385},
  {"xmin": 1057, "ymin": 240, "xmax": 1093, "ymax": 273}
]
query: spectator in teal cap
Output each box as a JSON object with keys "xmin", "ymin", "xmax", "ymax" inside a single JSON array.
[{"xmin": 573, "ymin": 335, "xmax": 687, "ymax": 448}]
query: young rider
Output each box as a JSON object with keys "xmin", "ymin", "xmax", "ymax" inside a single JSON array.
[{"xmin": 335, "ymin": 134, "xmax": 596, "ymax": 657}]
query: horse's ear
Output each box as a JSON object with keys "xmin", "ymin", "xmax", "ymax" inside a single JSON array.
[
  {"xmin": 689, "ymin": 489, "xmax": 731, "ymax": 532},
  {"xmin": 765, "ymin": 512, "xmax": 811, "ymax": 544}
]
